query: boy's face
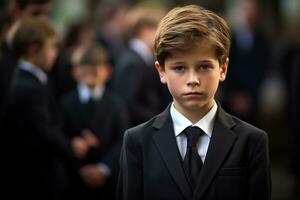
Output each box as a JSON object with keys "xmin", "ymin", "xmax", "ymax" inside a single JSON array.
[
  {"xmin": 34, "ymin": 37, "xmax": 57, "ymax": 71},
  {"xmin": 156, "ymin": 40, "xmax": 228, "ymax": 116},
  {"xmin": 139, "ymin": 26, "xmax": 157, "ymax": 50},
  {"xmin": 74, "ymin": 65, "xmax": 111, "ymax": 89}
]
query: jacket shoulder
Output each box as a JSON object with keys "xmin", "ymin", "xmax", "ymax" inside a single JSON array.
[
  {"xmin": 231, "ymin": 114, "xmax": 268, "ymax": 140},
  {"xmin": 126, "ymin": 116, "xmax": 156, "ymax": 137}
]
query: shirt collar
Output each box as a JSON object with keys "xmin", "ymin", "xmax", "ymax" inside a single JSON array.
[
  {"xmin": 77, "ymin": 83, "xmax": 104, "ymax": 104},
  {"xmin": 170, "ymin": 100, "xmax": 218, "ymax": 138},
  {"xmin": 18, "ymin": 59, "xmax": 48, "ymax": 84},
  {"xmin": 129, "ymin": 38, "xmax": 153, "ymax": 65}
]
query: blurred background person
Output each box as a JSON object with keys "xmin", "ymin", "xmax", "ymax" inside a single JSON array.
[
  {"xmin": 0, "ymin": 0, "xmax": 52, "ymax": 128},
  {"xmin": 112, "ymin": 3, "xmax": 172, "ymax": 126},
  {"xmin": 3, "ymin": 17, "xmax": 74, "ymax": 200},
  {"xmin": 283, "ymin": 18, "xmax": 300, "ymax": 200},
  {"xmin": 50, "ymin": 20, "xmax": 95, "ymax": 101},
  {"xmin": 95, "ymin": 0, "xmax": 130, "ymax": 68},
  {"xmin": 60, "ymin": 44, "xmax": 130, "ymax": 200},
  {"xmin": 222, "ymin": 0, "xmax": 270, "ymax": 125}
]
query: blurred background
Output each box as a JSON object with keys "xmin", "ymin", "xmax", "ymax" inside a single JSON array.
[{"xmin": 1, "ymin": 0, "xmax": 300, "ymax": 199}]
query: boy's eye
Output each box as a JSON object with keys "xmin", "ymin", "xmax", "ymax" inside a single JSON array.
[
  {"xmin": 199, "ymin": 64, "xmax": 212, "ymax": 71},
  {"xmin": 172, "ymin": 66, "xmax": 185, "ymax": 72}
]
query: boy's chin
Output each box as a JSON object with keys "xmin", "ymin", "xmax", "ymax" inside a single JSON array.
[
  {"xmin": 85, "ymin": 81, "xmax": 103, "ymax": 89},
  {"xmin": 181, "ymin": 100, "xmax": 213, "ymax": 111}
]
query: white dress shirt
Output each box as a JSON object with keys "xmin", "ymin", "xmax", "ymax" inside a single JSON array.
[
  {"xmin": 170, "ymin": 101, "xmax": 218, "ymax": 163},
  {"xmin": 77, "ymin": 83, "xmax": 104, "ymax": 104},
  {"xmin": 19, "ymin": 59, "xmax": 48, "ymax": 84}
]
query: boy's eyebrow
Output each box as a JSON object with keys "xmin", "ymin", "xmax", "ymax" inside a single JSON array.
[
  {"xmin": 168, "ymin": 59, "xmax": 214, "ymax": 65},
  {"xmin": 168, "ymin": 61, "xmax": 186, "ymax": 65},
  {"xmin": 197, "ymin": 60, "xmax": 214, "ymax": 63}
]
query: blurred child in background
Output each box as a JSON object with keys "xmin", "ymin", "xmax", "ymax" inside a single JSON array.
[{"xmin": 61, "ymin": 44, "xmax": 130, "ymax": 200}]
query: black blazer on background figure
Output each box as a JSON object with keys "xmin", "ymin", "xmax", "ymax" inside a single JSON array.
[
  {"xmin": 112, "ymin": 47, "xmax": 171, "ymax": 126},
  {"xmin": 4, "ymin": 69, "xmax": 73, "ymax": 200},
  {"xmin": 61, "ymin": 88, "xmax": 130, "ymax": 177},
  {"xmin": 0, "ymin": 41, "xmax": 17, "ymax": 123},
  {"xmin": 116, "ymin": 104, "xmax": 271, "ymax": 200},
  {"xmin": 61, "ymin": 88, "xmax": 130, "ymax": 199}
]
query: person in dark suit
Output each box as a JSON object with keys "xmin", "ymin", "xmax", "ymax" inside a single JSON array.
[
  {"xmin": 112, "ymin": 4, "xmax": 171, "ymax": 126},
  {"xmin": 290, "ymin": 47, "xmax": 300, "ymax": 200},
  {"xmin": 221, "ymin": 0, "xmax": 269, "ymax": 125},
  {"xmin": 3, "ymin": 17, "xmax": 75, "ymax": 200},
  {"xmin": 116, "ymin": 5, "xmax": 271, "ymax": 200},
  {"xmin": 61, "ymin": 45, "xmax": 130, "ymax": 200},
  {"xmin": 0, "ymin": 0, "xmax": 52, "ymax": 124},
  {"xmin": 287, "ymin": 22, "xmax": 300, "ymax": 199}
]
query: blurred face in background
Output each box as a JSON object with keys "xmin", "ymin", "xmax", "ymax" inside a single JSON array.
[
  {"xmin": 139, "ymin": 25, "xmax": 157, "ymax": 51},
  {"xmin": 32, "ymin": 37, "xmax": 58, "ymax": 71},
  {"xmin": 74, "ymin": 64, "xmax": 111, "ymax": 89},
  {"xmin": 242, "ymin": 0, "xmax": 259, "ymax": 28}
]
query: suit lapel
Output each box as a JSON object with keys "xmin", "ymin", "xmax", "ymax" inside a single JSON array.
[
  {"xmin": 193, "ymin": 105, "xmax": 237, "ymax": 200},
  {"xmin": 152, "ymin": 105, "xmax": 192, "ymax": 200}
]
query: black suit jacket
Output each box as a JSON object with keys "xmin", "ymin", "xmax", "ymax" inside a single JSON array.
[
  {"xmin": 289, "ymin": 48, "xmax": 300, "ymax": 174},
  {"xmin": 0, "ymin": 41, "xmax": 17, "ymax": 123},
  {"xmin": 112, "ymin": 46, "xmax": 171, "ymax": 126},
  {"xmin": 61, "ymin": 88, "xmax": 130, "ymax": 174},
  {"xmin": 61, "ymin": 88, "xmax": 130, "ymax": 199},
  {"xmin": 4, "ymin": 69, "xmax": 73, "ymax": 199},
  {"xmin": 116, "ymin": 104, "xmax": 271, "ymax": 200}
]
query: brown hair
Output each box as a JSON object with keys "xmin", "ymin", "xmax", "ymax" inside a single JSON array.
[
  {"xmin": 154, "ymin": 5, "xmax": 231, "ymax": 66},
  {"xmin": 12, "ymin": 17, "xmax": 56, "ymax": 58}
]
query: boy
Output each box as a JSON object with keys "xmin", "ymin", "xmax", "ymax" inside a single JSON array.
[
  {"xmin": 4, "ymin": 17, "xmax": 73, "ymax": 200},
  {"xmin": 116, "ymin": 5, "xmax": 271, "ymax": 200},
  {"xmin": 112, "ymin": 4, "xmax": 171, "ymax": 126},
  {"xmin": 61, "ymin": 45, "xmax": 130, "ymax": 200},
  {"xmin": 0, "ymin": 0, "xmax": 52, "ymax": 123}
]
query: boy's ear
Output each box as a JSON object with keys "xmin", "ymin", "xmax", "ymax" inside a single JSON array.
[
  {"xmin": 155, "ymin": 61, "xmax": 167, "ymax": 84},
  {"xmin": 100, "ymin": 65, "xmax": 112, "ymax": 82},
  {"xmin": 71, "ymin": 66, "xmax": 81, "ymax": 81},
  {"xmin": 219, "ymin": 57, "xmax": 229, "ymax": 82}
]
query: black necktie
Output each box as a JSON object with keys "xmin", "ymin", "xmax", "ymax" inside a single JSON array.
[
  {"xmin": 183, "ymin": 126, "xmax": 203, "ymax": 190},
  {"xmin": 83, "ymin": 98, "xmax": 96, "ymax": 127}
]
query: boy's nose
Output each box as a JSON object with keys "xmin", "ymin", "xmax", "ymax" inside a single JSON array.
[{"xmin": 187, "ymin": 71, "xmax": 200, "ymax": 86}]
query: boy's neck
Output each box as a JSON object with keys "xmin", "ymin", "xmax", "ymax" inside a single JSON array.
[
  {"xmin": 23, "ymin": 56, "xmax": 43, "ymax": 70},
  {"xmin": 19, "ymin": 59, "xmax": 48, "ymax": 84},
  {"xmin": 86, "ymin": 83, "xmax": 105, "ymax": 91},
  {"xmin": 173, "ymin": 100, "xmax": 215, "ymax": 124}
]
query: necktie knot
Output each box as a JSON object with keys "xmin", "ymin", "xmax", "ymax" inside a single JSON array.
[{"xmin": 184, "ymin": 126, "xmax": 203, "ymax": 148}]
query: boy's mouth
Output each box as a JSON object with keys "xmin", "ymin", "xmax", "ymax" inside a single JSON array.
[{"xmin": 183, "ymin": 92, "xmax": 204, "ymax": 97}]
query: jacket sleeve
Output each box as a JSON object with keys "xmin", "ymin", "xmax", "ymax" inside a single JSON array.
[
  {"xmin": 101, "ymin": 98, "xmax": 131, "ymax": 176},
  {"xmin": 116, "ymin": 130, "xmax": 143, "ymax": 200},
  {"xmin": 25, "ymin": 86, "xmax": 73, "ymax": 161},
  {"xmin": 248, "ymin": 131, "xmax": 272, "ymax": 200}
]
